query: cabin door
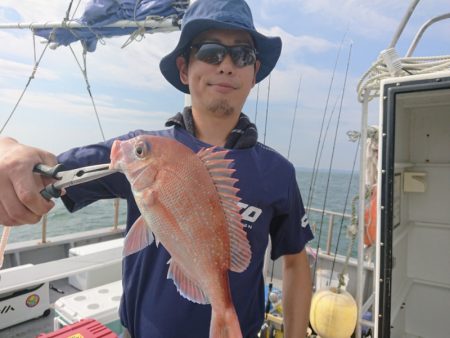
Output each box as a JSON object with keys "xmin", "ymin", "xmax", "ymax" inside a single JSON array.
[{"xmin": 378, "ymin": 74, "xmax": 450, "ymax": 338}]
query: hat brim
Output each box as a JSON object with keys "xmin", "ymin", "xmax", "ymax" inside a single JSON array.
[{"xmin": 159, "ymin": 19, "xmax": 282, "ymax": 94}]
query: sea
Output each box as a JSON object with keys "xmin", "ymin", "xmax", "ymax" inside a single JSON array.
[{"xmin": 2, "ymin": 168, "xmax": 360, "ymax": 257}]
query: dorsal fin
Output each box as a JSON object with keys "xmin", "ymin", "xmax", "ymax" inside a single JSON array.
[{"xmin": 197, "ymin": 147, "xmax": 252, "ymax": 273}]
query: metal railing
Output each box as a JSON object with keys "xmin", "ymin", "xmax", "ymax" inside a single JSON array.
[{"xmin": 307, "ymin": 206, "xmax": 353, "ymax": 256}]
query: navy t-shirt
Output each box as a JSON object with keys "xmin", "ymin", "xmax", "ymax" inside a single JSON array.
[{"xmin": 57, "ymin": 127, "xmax": 314, "ymax": 338}]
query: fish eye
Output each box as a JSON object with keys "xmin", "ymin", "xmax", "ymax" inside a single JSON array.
[{"xmin": 134, "ymin": 141, "xmax": 148, "ymax": 159}]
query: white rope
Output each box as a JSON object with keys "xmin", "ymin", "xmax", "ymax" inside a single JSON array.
[
  {"xmin": 365, "ymin": 126, "xmax": 379, "ymax": 187},
  {"xmin": 357, "ymin": 48, "xmax": 450, "ymax": 102}
]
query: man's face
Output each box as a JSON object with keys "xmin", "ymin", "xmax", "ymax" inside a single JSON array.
[{"xmin": 176, "ymin": 29, "xmax": 260, "ymax": 118}]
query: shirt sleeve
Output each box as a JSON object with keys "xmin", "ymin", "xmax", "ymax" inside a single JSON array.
[
  {"xmin": 56, "ymin": 133, "xmax": 135, "ymax": 212},
  {"xmin": 269, "ymin": 168, "xmax": 314, "ymax": 260}
]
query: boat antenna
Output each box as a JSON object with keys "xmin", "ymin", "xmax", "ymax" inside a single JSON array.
[
  {"xmin": 312, "ymin": 42, "xmax": 353, "ymax": 288},
  {"xmin": 306, "ymin": 28, "xmax": 348, "ymax": 213},
  {"xmin": 287, "ymin": 75, "xmax": 302, "ymax": 160}
]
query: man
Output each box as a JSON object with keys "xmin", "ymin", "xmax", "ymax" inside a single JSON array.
[{"xmin": 0, "ymin": 0, "xmax": 314, "ymax": 337}]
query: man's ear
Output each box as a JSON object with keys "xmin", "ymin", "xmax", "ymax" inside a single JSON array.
[
  {"xmin": 252, "ymin": 60, "xmax": 261, "ymax": 87},
  {"xmin": 176, "ymin": 56, "xmax": 189, "ymax": 85}
]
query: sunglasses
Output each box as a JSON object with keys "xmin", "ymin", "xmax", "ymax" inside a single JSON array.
[{"xmin": 190, "ymin": 42, "xmax": 257, "ymax": 68}]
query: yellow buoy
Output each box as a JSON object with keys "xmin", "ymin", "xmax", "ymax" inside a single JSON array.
[{"xmin": 310, "ymin": 287, "xmax": 357, "ymax": 338}]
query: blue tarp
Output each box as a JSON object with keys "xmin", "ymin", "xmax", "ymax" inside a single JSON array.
[{"xmin": 34, "ymin": 0, "xmax": 189, "ymax": 51}]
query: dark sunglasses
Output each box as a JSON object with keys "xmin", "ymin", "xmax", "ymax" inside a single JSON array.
[{"xmin": 190, "ymin": 42, "xmax": 257, "ymax": 68}]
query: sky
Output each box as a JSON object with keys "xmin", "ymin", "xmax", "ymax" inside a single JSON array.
[{"xmin": 0, "ymin": 0, "xmax": 449, "ymax": 170}]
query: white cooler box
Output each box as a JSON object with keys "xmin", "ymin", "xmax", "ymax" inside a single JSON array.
[
  {"xmin": 68, "ymin": 238, "xmax": 123, "ymax": 290},
  {"xmin": 0, "ymin": 264, "xmax": 50, "ymax": 330},
  {"xmin": 54, "ymin": 280, "xmax": 123, "ymax": 333}
]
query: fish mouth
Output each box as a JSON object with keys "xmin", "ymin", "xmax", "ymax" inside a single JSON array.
[
  {"xmin": 110, "ymin": 140, "xmax": 123, "ymax": 170},
  {"xmin": 110, "ymin": 139, "xmax": 151, "ymax": 190}
]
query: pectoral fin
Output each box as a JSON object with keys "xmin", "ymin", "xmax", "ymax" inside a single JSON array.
[
  {"xmin": 123, "ymin": 215, "xmax": 154, "ymax": 256},
  {"xmin": 167, "ymin": 259, "xmax": 209, "ymax": 304}
]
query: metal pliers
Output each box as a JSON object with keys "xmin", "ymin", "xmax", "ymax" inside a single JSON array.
[{"xmin": 33, "ymin": 163, "xmax": 120, "ymax": 200}]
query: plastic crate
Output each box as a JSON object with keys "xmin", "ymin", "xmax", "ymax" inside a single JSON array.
[
  {"xmin": 68, "ymin": 239, "xmax": 123, "ymax": 290},
  {"xmin": 38, "ymin": 318, "xmax": 117, "ymax": 338},
  {"xmin": 54, "ymin": 280, "xmax": 122, "ymax": 333}
]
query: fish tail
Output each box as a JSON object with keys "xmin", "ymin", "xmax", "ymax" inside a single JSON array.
[{"xmin": 209, "ymin": 307, "xmax": 242, "ymax": 338}]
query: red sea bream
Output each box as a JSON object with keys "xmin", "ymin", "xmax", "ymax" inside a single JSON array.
[{"xmin": 110, "ymin": 135, "xmax": 251, "ymax": 338}]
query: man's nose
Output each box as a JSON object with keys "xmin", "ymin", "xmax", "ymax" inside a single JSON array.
[{"xmin": 218, "ymin": 53, "xmax": 235, "ymax": 75}]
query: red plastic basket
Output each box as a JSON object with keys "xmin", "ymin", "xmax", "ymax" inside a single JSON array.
[{"xmin": 37, "ymin": 318, "xmax": 118, "ymax": 338}]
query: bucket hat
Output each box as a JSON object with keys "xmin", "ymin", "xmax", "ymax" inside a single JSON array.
[{"xmin": 159, "ymin": 0, "xmax": 282, "ymax": 94}]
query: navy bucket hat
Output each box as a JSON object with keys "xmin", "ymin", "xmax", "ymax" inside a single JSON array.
[{"xmin": 159, "ymin": 0, "xmax": 282, "ymax": 94}]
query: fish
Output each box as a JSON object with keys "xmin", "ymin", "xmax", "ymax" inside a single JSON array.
[{"xmin": 109, "ymin": 135, "xmax": 252, "ymax": 338}]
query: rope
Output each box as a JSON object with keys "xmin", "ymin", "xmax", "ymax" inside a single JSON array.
[
  {"xmin": 0, "ymin": 226, "xmax": 11, "ymax": 268},
  {"xmin": 70, "ymin": 0, "xmax": 83, "ymax": 20},
  {"xmin": 0, "ymin": 0, "xmax": 81, "ymax": 270},
  {"xmin": 357, "ymin": 53, "xmax": 450, "ymax": 102},
  {"xmin": 68, "ymin": 45, "xmax": 106, "ymax": 141},
  {"xmin": 0, "ymin": 39, "xmax": 51, "ymax": 134},
  {"xmin": 312, "ymin": 42, "xmax": 353, "ymax": 288}
]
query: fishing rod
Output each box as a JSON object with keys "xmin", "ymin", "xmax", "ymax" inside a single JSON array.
[
  {"xmin": 312, "ymin": 42, "xmax": 353, "ymax": 288},
  {"xmin": 263, "ymin": 74, "xmax": 271, "ymax": 144},
  {"xmin": 254, "ymin": 83, "xmax": 260, "ymax": 124},
  {"xmin": 287, "ymin": 75, "xmax": 302, "ymax": 160},
  {"xmin": 306, "ymin": 29, "xmax": 348, "ymax": 213},
  {"xmin": 328, "ymin": 135, "xmax": 360, "ymax": 286}
]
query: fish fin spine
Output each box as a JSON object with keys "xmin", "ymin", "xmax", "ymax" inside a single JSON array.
[{"xmin": 197, "ymin": 146, "xmax": 252, "ymax": 273}]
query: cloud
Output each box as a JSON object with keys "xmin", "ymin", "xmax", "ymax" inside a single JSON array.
[
  {"xmin": 0, "ymin": 87, "xmax": 173, "ymax": 152},
  {"xmin": 81, "ymin": 30, "xmax": 180, "ymax": 91},
  {"xmin": 258, "ymin": 0, "xmax": 401, "ymax": 40},
  {"xmin": 1, "ymin": 1, "xmax": 82, "ymax": 23},
  {"xmin": 0, "ymin": 58, "xmax": 58, "ymax": 81},
  {"xmin": 0, "ymin": 88, "xmax": 168, "ymax": 123},
  {"xmin": 258, "ymin": 26, "xmax": 337, "ymax": 56}
]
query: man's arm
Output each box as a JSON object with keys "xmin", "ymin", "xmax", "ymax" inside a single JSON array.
[
  {"xmin": 282, "ymin": 249, "xmax": 312, "ymax": 338},
  {"xmin": 0, "ymin": 136, "xmax": 57, "ymax": 226}
]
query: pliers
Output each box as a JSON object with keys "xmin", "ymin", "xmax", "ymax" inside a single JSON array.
[{"xmin": 33, "ymin": 163, "xmax": 120, "ymax": 200}]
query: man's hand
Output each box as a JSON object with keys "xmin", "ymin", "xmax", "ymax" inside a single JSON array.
[{"xmin": 0, "ymin": 137, "xmax": 57, "ymax": 226}]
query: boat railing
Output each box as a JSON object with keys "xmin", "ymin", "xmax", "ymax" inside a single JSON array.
[
  {"xmin": 38, "ymin": 199, "xmax": 123, "ymax": 245},
  {"xmin": 34, "ymin": 204, "xmax": 351, "ymax": 257},
  {"xmin": 306, "ymin": 206, "xmax": 353, "ymax": 257}
]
